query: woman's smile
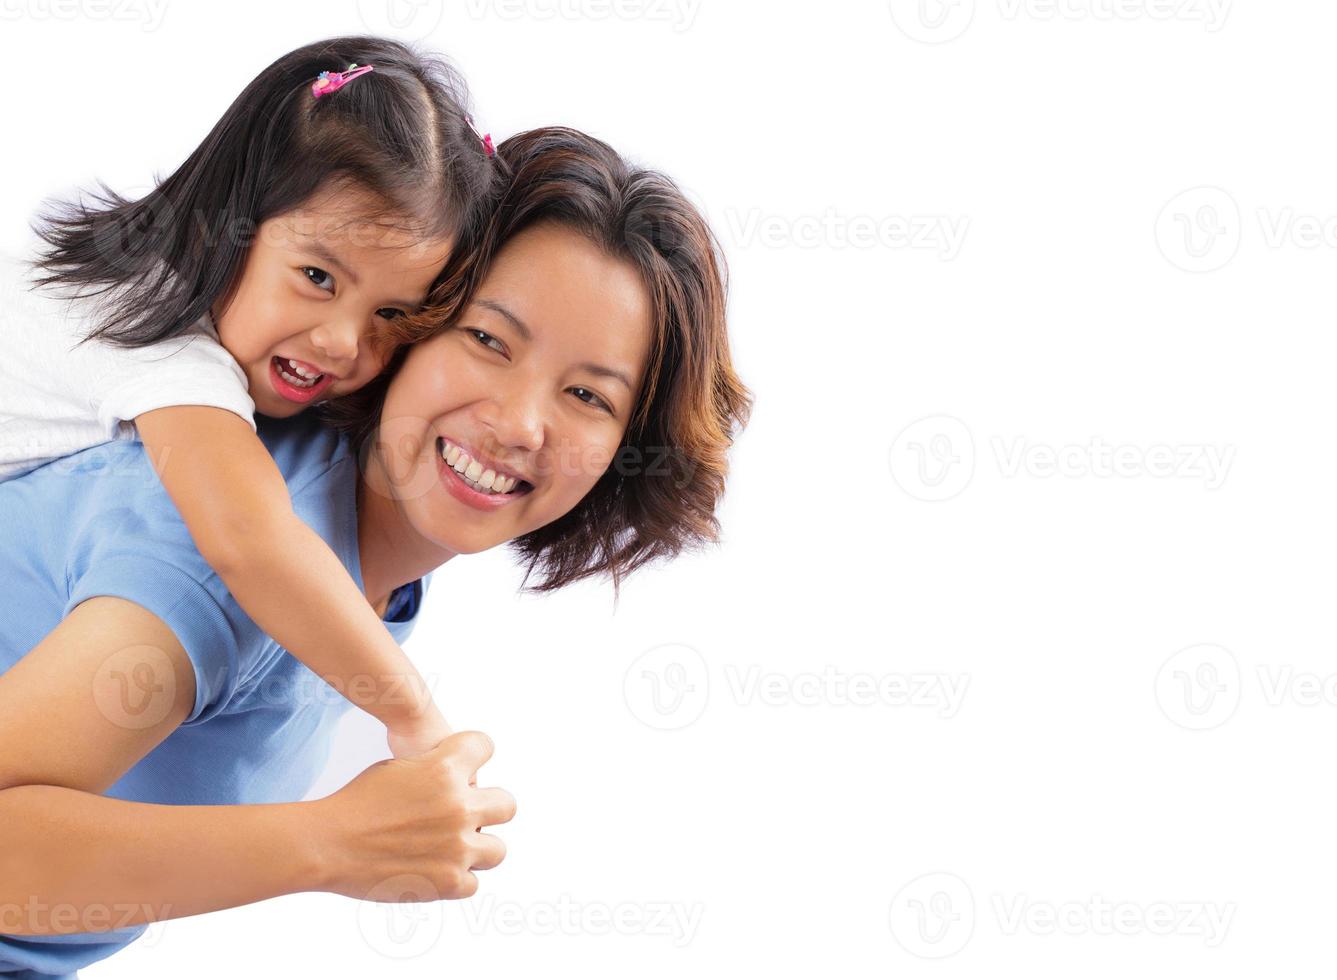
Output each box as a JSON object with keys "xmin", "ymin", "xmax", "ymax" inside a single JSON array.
[{"xmin": 435, "ymin": 436, "xmax": 535, "ymax": 511}]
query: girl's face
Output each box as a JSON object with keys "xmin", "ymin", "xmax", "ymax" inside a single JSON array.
[
  {"xmin": 213, "ymin": 184, "xmax": 454, "ymax": 419},
  {"xmin": 370, "ymin": 220, "xmax": 654, "ymax": 555}
]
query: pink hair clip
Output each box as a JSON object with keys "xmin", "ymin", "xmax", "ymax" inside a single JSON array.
[
  {"xmin": 465, "ymin": 114, "xmax": 495, "ymax": 158},
  {"xmin": 312, "ymin": 62, "xmax": 374, "ymax": 99}
]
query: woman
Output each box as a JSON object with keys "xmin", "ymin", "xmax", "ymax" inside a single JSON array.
[{"xmin": 0, "ymin": 127, "xmax": 751, "ymax": 979}]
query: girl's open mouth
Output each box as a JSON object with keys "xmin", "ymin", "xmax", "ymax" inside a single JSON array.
[{"xmin": 269, "ymin": 356, "xmax": 335, "ymax": 404}]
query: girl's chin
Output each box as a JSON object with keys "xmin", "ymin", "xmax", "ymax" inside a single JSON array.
[{"xmin": 251, "ymin": 394, "xmax": 307, "ymax": 419}]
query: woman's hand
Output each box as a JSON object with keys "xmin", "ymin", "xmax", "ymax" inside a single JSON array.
[
  {"xmin": 386, "ymin": 701, "xmax": 454, "ymax": 759},
  {"xmin": 311, "ymin": 730, "xmax": 516, "ymax": 901}
]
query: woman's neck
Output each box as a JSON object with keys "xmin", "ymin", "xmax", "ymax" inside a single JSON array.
[{"xmin": 355, "ymin": 472, "xmax": 457, "ymax": 612}]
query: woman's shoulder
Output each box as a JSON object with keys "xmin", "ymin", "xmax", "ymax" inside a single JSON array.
[{"xmin": 255, "ymin": 413, "xmax": 356, "ymax": 496}]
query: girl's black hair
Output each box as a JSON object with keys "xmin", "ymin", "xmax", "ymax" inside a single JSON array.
[{"xmin": 29, "ymin": 35, "xmax": 496, "ymax": 348}]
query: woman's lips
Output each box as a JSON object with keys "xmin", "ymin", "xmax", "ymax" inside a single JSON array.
[
  {"xmin": 269, "ymin": 356, "xmax": 336, "ymax": 404},
  {"xmin": 436, "ymin": 445, "xmax": 530, "ymax": 512}
]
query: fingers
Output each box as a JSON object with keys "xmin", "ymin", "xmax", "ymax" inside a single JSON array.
[
  {"xmin": 469, "ymin": 832, "xmax": 507, "ymax": 871},
  {"xmin": 431, "ymin": 730, "xmax": 495, "ymax": 772},
  {"xmin": 470, "ymin": 786, "xmax": 518, "ymax": 828}
]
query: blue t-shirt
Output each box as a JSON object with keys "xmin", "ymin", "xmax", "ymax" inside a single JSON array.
[{"xmin": 0, "ymin": 415, "xmax": 427, "ymax": 978}]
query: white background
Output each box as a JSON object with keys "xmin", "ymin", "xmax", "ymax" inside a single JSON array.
[{"xmin": 3, "ymin": 0, "xmax": 1331, "ymax": 976}]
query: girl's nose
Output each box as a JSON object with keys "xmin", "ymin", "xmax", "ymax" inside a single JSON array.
[{"xmin": 309, "ymin": 318, "xmax": 361, "ymax": 363}]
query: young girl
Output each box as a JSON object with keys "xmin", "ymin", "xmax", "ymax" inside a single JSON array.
[{"xmin": 0, "ymin": 36, "xmax": 498, "ymax": 758}]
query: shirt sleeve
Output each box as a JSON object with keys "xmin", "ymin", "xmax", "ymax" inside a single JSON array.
[
  {"xmin": 64, "ymin": 555, "xmax": 243, "ymax": 726},
  {"xmin": 92, "ymin": 322, "xmax": 257, "ymax": 432}
]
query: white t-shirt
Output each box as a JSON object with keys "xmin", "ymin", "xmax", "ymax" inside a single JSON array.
[{"xmin": 0, "ymin": 251, "xmax": 256, "ymax": 480}]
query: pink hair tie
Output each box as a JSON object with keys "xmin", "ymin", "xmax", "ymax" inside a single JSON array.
[{"xmin": 312, "ymin": 62, "xmax": 374, "ymax": 99}]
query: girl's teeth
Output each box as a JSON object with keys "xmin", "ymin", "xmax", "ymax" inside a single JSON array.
[
  {"xmin": 274, "ymin": 357, "xmax": 324, "ymax": 390},
  {"xmin": 275, "ymin": 359, "xmax": 319, "ymax": 388}
]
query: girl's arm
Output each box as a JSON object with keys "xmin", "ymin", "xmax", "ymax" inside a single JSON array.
[
  {"xmin": 0, "ymin": 596, "xmax": 511, "ymax": 935},
  {"xmin": 134, "ymin": 405, "xmax": 449, "ymax": 756}
]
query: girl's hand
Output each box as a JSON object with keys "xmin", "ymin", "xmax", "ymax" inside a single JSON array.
[
  {"xmin": 386, "ymin": 703, "xmax": 453, "ymax": 760},
  {"xmin": 311, "ymin": 730, "xmax": 515, "ymax": 901}
]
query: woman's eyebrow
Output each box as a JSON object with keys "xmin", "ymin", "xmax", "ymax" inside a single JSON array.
[
  {"xmin": 477, "ymin": 298, "xmax": 532, "ymax": 341},
  {"xmin": 477, "ymin": 298, "xmax": 633, "ymax": 391}
]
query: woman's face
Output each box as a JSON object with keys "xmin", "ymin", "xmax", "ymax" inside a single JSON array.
[{"xmin": 369, "ymin": 221, "xmax": 654, "ymax": 555}]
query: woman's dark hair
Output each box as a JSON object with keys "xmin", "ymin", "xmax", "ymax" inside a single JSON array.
[
  {"xmin": 28, "ymin": 35, "xmax": 496, "ymax": 349},
  {"xmin": 325, "ymin": 126, "xmax": 754, "ymax": 595}
]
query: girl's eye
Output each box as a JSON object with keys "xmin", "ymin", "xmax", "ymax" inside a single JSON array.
[
  {"xmin": 302, "ymin": 266, "xmax": 335, "ymax": 292},
  {"xmin": 377, "ymin": 308, "xmax": 407, "ymax": 321},
  {"xmin": 467, "ymin": 328, "xmax": 507, "ymax": 355},
  {"xmin": 570, "ymin": 386, "xmax": 613, "ymax": 414}
]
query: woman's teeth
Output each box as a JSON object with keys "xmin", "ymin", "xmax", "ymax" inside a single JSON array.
[
  {"xmin": 440, "ymin": 439, "xmax": 521, "ymax": 495},
  {"xmin": 275, "ymin": 357, "xmax": 323, "ymax": 388}
]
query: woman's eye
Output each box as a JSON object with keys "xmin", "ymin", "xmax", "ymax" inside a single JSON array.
[
  {"xmin": 302, "ymin": 266, "xmax": 335, "ymax": 292},
  {"xmin": 377, "ymin": 308, "xmax": 407, "ymax": 321},
  {"xmin": 571, "ymin": 386, "xmax": 613, "ymax": 414},
  {"xmin": 467, "ymin": 328, "xmax": 507, "ymax": 354}
]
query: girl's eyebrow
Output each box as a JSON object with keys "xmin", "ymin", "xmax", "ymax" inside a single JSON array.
[
  {"xmin": 303, "ymin": 240, "xmax": 419, "ymax": 309},
  {"xmin": 305, "ymin": 241, "xmax": 361, "ymax": 287},
  {"xmin": 477, "ymin": 298, "xmax": 634, "ymax": 391}
]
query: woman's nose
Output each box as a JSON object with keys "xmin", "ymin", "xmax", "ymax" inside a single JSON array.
[{"xmin": 480, "ymin": 384, "xmax": 545, "ymax": 453}]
